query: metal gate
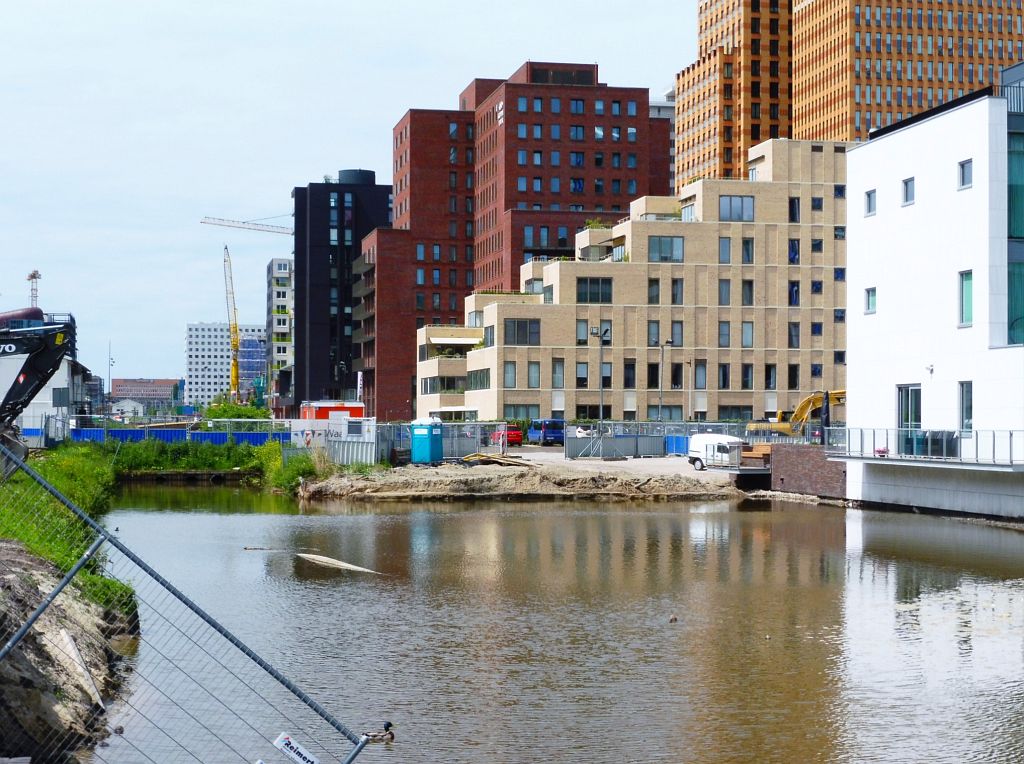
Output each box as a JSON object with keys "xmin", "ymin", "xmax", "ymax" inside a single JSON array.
[{"xmin": 0, "ymin": 443, "xmax": 377, "ymax": 763}]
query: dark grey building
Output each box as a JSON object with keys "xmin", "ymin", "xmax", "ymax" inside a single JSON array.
[{"xmin": 290, "ymin": 170, "xmax": 391, "ymax": 414}]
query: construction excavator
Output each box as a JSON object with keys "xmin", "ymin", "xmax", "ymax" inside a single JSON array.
[
  {"xmin": 745, "ymin": 389, "xmax": 846, "ymax": 438},
  {"xmin": 0, "ymin": 308, "xmax": 75, "ymax": 476}
]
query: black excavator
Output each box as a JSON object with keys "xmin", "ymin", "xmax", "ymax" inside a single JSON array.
[{"xmin": 0, "ymin": 308, "xmax": 76, "ymax": 477}]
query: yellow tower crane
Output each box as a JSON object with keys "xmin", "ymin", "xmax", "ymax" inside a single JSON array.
[{"xmin": 223, "ymin": 245, "xmax": 240, "ymax": 401}]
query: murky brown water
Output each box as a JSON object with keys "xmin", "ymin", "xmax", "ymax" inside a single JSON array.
[{"xmin": 106, "ymin": 488, "xmax": 1024, "ymax": 763}]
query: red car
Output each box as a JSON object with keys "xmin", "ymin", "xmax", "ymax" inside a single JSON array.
[{"xmin": 490, "ymin": 426, "xmax": 523, "ymax": 446}]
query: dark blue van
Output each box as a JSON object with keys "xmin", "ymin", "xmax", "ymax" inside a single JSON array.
[{"xmin": 527, "ymin": 419, "xmax": 565, "ymax": 445}]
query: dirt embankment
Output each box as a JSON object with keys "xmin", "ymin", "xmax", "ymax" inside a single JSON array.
[
  {"xmin": 298, "ymin": 461, "xmax": 743, "ymax": 503},
  {"xmin": 0, "ymin": 540, "xmax": 133, "ymax": 761}
]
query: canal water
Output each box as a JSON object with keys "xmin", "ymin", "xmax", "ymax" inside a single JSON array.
[{"xmin": 104, "ymin": 487, "xmax": 1024, "ymax": 763}]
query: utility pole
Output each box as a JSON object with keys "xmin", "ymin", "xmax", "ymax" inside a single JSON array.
[{"xmin": 27, "ymin": 270, "xmax": 41, "ymax": 307}]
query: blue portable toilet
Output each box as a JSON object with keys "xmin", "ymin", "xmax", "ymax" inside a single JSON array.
[{"xmin": 411, "ymin": 417, "xmax": 444, "ymax": 464}]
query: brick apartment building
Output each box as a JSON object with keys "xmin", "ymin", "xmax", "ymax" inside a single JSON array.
[
  {"xmin": 288, "ymin": 170, "xmax": 391, "ymax": 416},
  {"xmin": 676, "ymin": 0, "xmax": 1024, "ymax": 185},
  {"xmin": 354, "ymin": 62, "xmax": 671, "ymax": 422},
  {"xmin": 111, "ymin": 378, "xmax": 179, "ymax": 405}
]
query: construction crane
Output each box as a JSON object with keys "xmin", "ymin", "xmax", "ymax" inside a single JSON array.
[
  {"xmin": 201, "ymin": 216, "xmax": 292, "ymax": 235},
  {"xmin": 223, "ymin": 246, "xmax": 240, "ymax": 402}
]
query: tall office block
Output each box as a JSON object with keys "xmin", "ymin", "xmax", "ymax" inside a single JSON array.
[
  {"xmin": 676, "ymin": 0, "xmax": 1024, "ymax": 183},
  {"xmin": 676, "ymin": 0, "xmax": 793, "ymax": 185},
  {"xmin": 290, "ymin": 170, "xmax": 391, "ymax": 415},
  {"xmin": 793, "ymin": 0, "xmax": 1024, "ymax": 141}
]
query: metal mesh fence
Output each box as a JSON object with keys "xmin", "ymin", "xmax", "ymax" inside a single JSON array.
[{"xmin": 0, "ymin": 443, "xmax": 370, "ymax": 764}]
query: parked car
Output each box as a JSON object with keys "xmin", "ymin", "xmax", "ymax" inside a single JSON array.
[
  {"xmin": 527, "ymin": 419, "xmax": 565, "ymax": 446},
  {"xmin": 490, "ymin": 426, "xmax": 523, "ymax": 446}
]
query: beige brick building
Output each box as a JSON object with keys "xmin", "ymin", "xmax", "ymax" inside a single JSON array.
[{"xmin": 416, "ymin": 139, "xmax": 848, "ymax": 423}]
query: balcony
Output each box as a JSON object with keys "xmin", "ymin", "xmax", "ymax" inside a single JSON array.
[{"xmin": 826, "ymin": 427, "xmax": 1024, "ymax": 471}]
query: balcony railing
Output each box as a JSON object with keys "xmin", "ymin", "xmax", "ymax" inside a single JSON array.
[{"xmin": 825, "ymin": 427, "xmax": 1024, "ymax": 468}]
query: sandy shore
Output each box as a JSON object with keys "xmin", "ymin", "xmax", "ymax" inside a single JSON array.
[{"xmin": 298, "ymin": 446, "xmax": 743, "ymax": 503}]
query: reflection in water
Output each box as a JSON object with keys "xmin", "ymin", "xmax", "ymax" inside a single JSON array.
[{"xmin": 104, "ymin": 489, "xmax": 1024, "ymax": 763}]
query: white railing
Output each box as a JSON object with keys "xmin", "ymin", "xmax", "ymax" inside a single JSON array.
[{"xmin": 825, "ymin": 427, "xmax": 1024, "ymax": 466}]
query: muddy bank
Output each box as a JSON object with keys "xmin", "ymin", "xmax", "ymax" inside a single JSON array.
[
  {"xmin": 0, "ymin": 540, "xmax": 133, "ymax": 761},
  {"xmin": 298, "ymin": 461, "xmax": 744, "ymax": 503}
]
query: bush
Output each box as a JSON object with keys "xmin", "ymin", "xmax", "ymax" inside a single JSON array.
[{"xmin": 271, "ymin": 453, "xmax": 316, "ymax": 492}]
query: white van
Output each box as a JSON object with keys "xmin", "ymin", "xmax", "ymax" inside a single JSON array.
[{"xmin": 687, "ymin": 433, "xmax": 744, "ymax": 470}]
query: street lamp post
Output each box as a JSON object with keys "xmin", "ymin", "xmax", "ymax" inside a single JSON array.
[{"xmin": 107, "ymin": 341, "xmax": 115, "ymax": 416}]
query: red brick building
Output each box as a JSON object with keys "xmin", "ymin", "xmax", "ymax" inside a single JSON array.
[
  {"xmin": 354, "ymin": 62, "xmax": 670, "ymax": 421},
  {"xmin": 472, "ymin": 62, "xmax": 670, "ymax": 291}
]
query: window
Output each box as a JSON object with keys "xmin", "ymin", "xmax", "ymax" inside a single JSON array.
[
  {"xmin": 504, "ymin": 318, "xmax": 541, "ymax": 345},
  {"xmin": 718, "ymin": 279, "xmax": 731, "ymax": 305},
  {"xmin": 788, "ymin": 281, "xmax": 800, "ymax": 306},
  {"xmin": 570, "ymin": 98, "xmax": 585, "ymax": 114},
  {"xmin": 765, "ymin": 364, "xmax": 777, "ymax": 391},
  {"xmin": 811, "ymin": 364, "xmax": 823, "ymax": 378},
  {"xmin": 570, "ymin": 125, "xmax": 584, "ymax": 140},
  {"xmin": 788, "ymin": 239, "xmax": 800, "ymax": 264},
  {"xmin": 504, "ymin": 361, "xmax": 517, "ymax": 388},
  {"xmin": 865, "ymin": 188, "xmax": 877, "ymax": 215},
  {"xmin": 959, "ymin": 270, "xmax": 973, "ymax": 325},
  {"xmin": 600, "ymin": 319, "xmax": 612, "ymax": 345},
  {"xmin": 788, "ymin": 196, "xmax": 801, "ymax": 223},
  {"xmin": 741, "ymin": 363, "xmax": 754, "ymax": 390},
  {"xmin": 742, "ymin": 237, "xmax": 754, "ymax": 264},
  {"xmin": 865, "ymin": 287, "xmax": 877, "ymax": 313},
  {"xmin": 517, "ymin": 96, "xmax": 528, "ymax": 112},
  {"xmin": 811, "ymin": 322, "xmax": 823, "ymax": 336},
  {"xmin": 718, "ymin": 363, "xmax": 730, "ymax": 390},
  {"xmin": 834, "ymin": 226, "xmax": 846, "ymax": 240},
  {"xmin": 671, "ymin": 320, "xmax": 683, "ymax": 347},
  {"xmin": 811, "ymin": 239, "xmax": 823, "ymax": 253},
  {"xmin": 671, "ymin": 278, "xmax": 684, "ymax": 305},
  {"xmin": 959, "ymin": 381, "xmax": 973, "ymax": 431},
  {"xmin": 647, "ymin": 321, "xmax": 660, "ymax": 346},
  {"xmin": 834, "ymin": 184, "xmax": 846, "ymax": 198},
  {"xmin": 788, "ymin": 322, "xmax": 801, "ymax": 348},
  {"xmin": 649, "ymin": 236, "xmax": 684, "ymax": 262},
  {"xmin": 742, "ymin": 321, "xmax": 754, "ymax": 348},
  {"xmin": 694, "ymin": 360, "xmax": 707, "ymax": 390},
  {"xmin": 577, "ymin": 277, "xmax": 613, "ymax": 303},
  {"xmin": 718, "ymin": 321, "xmax": 731, "ymax": 348},
  {"xmin": 415, "ymin": 268, "xmax": 425, "ymax": 285},
  {"xmin": 787, "ymin": 364, "xmax": 800, "ymax": 390},
  {"xmin": 576, "ymin": 320, "xmax": 588, "ymax": 346},
  {"xmin": 719, "ymin": 237, "xmax": 731, "ymax": 264},
  {"xmin": 834, "ymin": 308, "xmax": 846, "ymax": 323},
  {"xmin": 528, "ymin": 361, "xmax": 541, "ymax": 389},
  {"xmin": 811, "ymin": 197, "xmax": 823, "ymax": 211},
  {"xmin": 576, "ymin": 362, "xmax": 589, "ymax": 388},
  {"xmin": 834, "ymin": 351, "xmax": 846, "ymax": 365},
  {"xmin": 648, "ymin": 278, "xmax": 661, "ymax": 305},
  {"xmin": 623, "ymin": 359, "xmax": 636, "ymax": 389},
  {"xmin": 742, "ymin": 279, "xmax": 754, "ymax": 306},
  {"xmin": 570, "ymin": 151, "xmax": 585, "ymax": 167},
  {"xmin": 719, "ymin": 195, "xmax": 755, "ymax": 221},
  {"xmin": 646, "ymin": 362, "xmax": 660, "ymax": 390},
  {"xmin": 959, "ymin": 158, "xmax": 973, "ymax": 189},
  {"xmin": 902, "ymin": 176, "xmax": 915, "ymax": 204},
  {"xmin": 552, "ymin": 358, "xmax": 564, "ymax": 389}
]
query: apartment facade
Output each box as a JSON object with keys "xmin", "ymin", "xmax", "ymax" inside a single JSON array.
[
  {"xmin": 840, "ymin": 82, "xmax": 1024, "ymax": 516},
  {"xmin": 290, "ymin": 170, "xmax": 392, "ymax": 416},
  {"xmin": 677, "ymin": 0, "xmax": 1024, "ymax": 183},
  {"xmin": 417, "ymin": 139, "xmax": 848, "ymax": 422},
  {"xmin": 265, "ymin": 257, "xmax": 294, "ymax": 414},
  {"xmin": 184, "ymin": 322, "xmax": 265, "ymax": 408},
  {"xmin": 353, "ymin": 111, "xmax": 476, "ymax": 422},
  {"xmin": 471, "ymin": 62, "xmax": 671, "ymax": 291}
]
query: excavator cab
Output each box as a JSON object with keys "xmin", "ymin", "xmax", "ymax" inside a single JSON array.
[{"xmin": 0, "ymin": 313, "xmax": 75, "ymax": 479}]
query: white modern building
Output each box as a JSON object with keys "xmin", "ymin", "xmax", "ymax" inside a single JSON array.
[
  {"xmin": 184, "ymin": 322, "xmax": 265, "ymax": 408},
  {"xmin": 265, "ymin": 257, "xmax": 294, "ymax": 414},
  {"xmin": 838, "ymin": 78, "xmax": 1024, "ymax": 517}
]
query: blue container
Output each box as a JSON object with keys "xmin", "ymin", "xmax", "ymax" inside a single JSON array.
[
  {"xmin": 411, "ymin": 423, "xmax": 444, "ymax": 464},
  {"xmin": 665, "ymin": 435, "xmax": 690, "ymax": 455}
]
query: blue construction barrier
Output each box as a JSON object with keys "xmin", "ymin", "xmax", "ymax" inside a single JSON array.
[
  {"xmin": 665, "ymin": 435, "xmax": 690, "ymax": 455},
  {"xmin": 149, "ymin": 429, "xmax": 188, "ymax": 443},
  {"xmin": 71, "ymin": 429, "xmax": 106, "ymax": 442},
  {"xmin": 191, "ymin": 432, "xmax": 229, "ymax": 445},
  {"xmin": 66, "ymin": 428, "xmax": 290, "ymax": 446}
]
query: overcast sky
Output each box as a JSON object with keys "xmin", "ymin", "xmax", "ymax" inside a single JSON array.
[{"xmin": 1, "ymin": 1, "xmax": 697, "ymax": 380}]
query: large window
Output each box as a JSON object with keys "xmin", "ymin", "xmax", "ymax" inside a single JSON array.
[
  {"xmin": 467, "ymin": 369, "xmax": 491, "ymax": 390},
  {"xmin": 576, "ymin": 362, "xmax": 589, "ymax": 388},
  {"xmin": 504, "ymin": 318, "xmax": 541, "ymax": 345},
  {"xmin": 576, "ymin": 320, "xmax": 588, "ymax": 346},
  {"xmin": 648, "ymin": 278, "xmax": 661, "ymax": 305},
  {"xmin": 718, "ymin": 279, "xmax": 731, "ymax": 305},
  {"xmin": 742, "ymin": 321, "xmax": 754, "ymax": 348},
  {"xmin": 647, "ymin": 320, "xmax": 660, "ymax": 346},
  {"xmin": 528, "ymin": 361, "xmax": 541, "ymax": 389},
  {"xmin": 577, "ymin": 277, "xmax": 613, "ymax": 303},
  {"xmin": 718, "ymin": 321, "xmax": 731, "ymax": 348},
  {"xmin": 742, "ymin": 279, "xmax": 754, "ymax": 306},
  {"xmin": 788, "ymin": 322, "xmax": 800, "ymax": 348},
  {"xmin": 623, "ymin": 358, "xmax": 636, "ymax": 389},
  {"xmin": 648, "ymin": 235, "xmax": 684, "ymax": 262},
  {"xmin": 742, "ymin": 237, "xmax": 754, "ymax": 264},
  {"xmin": 719, "ymin": 195, "xmax": 755, "ymax": 221},
  {"xmin": 694, "ymin": 360, "xmax": 707, "ymax": 390},
  {"xmin": 503, "ymin": 361, "xmax": 517, "ymax": 388},
  {"xmin": 719, "ymin": 237, "xmax": 732, "ymax": 264},
  {"xmin": 552, "ymin": 358, "xmax": 564, "ymax": 389},
  {"xmin": 959, "ymin": 271, "xmax": 973, "ymax": 326}
]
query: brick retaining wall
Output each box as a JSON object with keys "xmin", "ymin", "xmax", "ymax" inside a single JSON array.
[{"xmin": 771, "ymin": 444, "xmax": 846, "ymax": 499}]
